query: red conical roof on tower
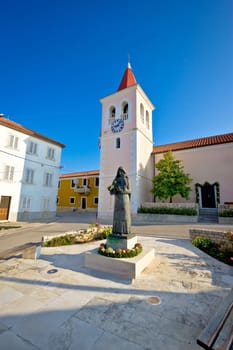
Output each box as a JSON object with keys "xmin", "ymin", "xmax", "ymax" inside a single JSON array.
[{"xmin": 117, "ymin": 63, "xmax": 137, "ymax": 91}]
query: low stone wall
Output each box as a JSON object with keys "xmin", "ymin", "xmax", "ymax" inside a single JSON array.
[
  {"xmin": 133, "ymin": 214, "xmax": 198, "ymax": 223},
  {"xmin": 189, "ymin": 228, "xmax": 231, "ymax": 244}
]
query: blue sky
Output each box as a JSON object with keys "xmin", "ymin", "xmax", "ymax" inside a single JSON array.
[{"xmin": 1, "ymin": 0, "xmax": 232, "ymax": 173}]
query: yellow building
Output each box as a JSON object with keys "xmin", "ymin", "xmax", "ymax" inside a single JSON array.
[{"xmin": 57, "ymin": 170, "xmax": 99, "ymax": 211}]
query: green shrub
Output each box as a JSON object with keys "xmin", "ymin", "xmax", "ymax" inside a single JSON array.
[
  {"xmin": 219, "ymin": 210, "xmax": 233, "ymax": 217},
  {"xmin": 137, "ymin": 206, "xmax": 197, "ymax": 216},
  {"xmin": 192, "ymin": 236, "xmax": 214, "ymax": 251},
  {"xmin": 101, "ymin": 227, "xmax": 112, "ymax": 238},
  {"xmin": 42, "ymin": 234, "xmax": 76, "ymax": 247}
]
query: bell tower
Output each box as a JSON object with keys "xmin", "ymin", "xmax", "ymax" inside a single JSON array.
[{"xmin": 98, "ymin": 63, "xmax": 155, "ymax": 222}]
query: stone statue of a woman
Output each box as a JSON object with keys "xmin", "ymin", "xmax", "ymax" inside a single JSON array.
[{"xmin": 108, "ymin": 166, "xmax": 131, "ymax": 236}]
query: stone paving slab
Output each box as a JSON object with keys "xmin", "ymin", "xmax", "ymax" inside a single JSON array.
[{"xmin": 0, "ymin": 236, "xmax": 232, "ymax": 350}]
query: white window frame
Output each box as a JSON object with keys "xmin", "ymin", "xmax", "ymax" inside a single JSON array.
[
  {"xmin": 4, "ymin": 165, "xmax": 15, "ymax": 181},
  {"xmin": 116, "ymin": 137, "xmax": 121, "ymax": 149},
  {"xmin": 140, "ymin": 103, "xmax": 144, "ymax": 124},
  {"xmin": 94, "ymin": 177, "xmax": 99, "ymax": 187},
  {"xmin": 27, "ymin": 141, "xmax": 38, "ymax": 155},
  {"xmin": 21, "ymin": 196, "xmax": 32, "ymax": 210},
  {"xmin": 69, "ymin": 197, "xmax": 75, "ymax": 204},
  {"xmin": 41, "ymin": 198, "xmax": 50, "ymax": 210},
  {"xmin": 71, "ymin": 179, "xmax": 76, "ymax": 188},
  {"xmin": 93, "ymin": 197, "xmax": 98, "ymax": 205},
  {"xmin": 8, "ymin": 134, "xmax": 19, "ymax": 150},
  {"xmin": 44, "ymin": 172, "xmax": 53, "ymax": 187},
  {"xmin": 25, "ymin": 168, "xmax": 35, "ymax": 184},
  {"xmin": 146, "ymin": 110, "xmax": 150, "ymax": 129},
  {"xmin": 47, "ymin": 147, "xmax": 55, "ymax": 160}
]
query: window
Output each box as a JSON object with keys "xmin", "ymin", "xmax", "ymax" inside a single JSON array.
[
  {"xmin": 83, "ymin": 178, "xmax": 87, "ymax": 186},
  {"xmin": 95, "ymin": 177, "xmax": 99, "ymax": 187},
  {"xmin": 27, "ymin": 141, "xmax": 38, "ymax": 155},
  {"xmin": 70, "ymin": 197, "xmax": 75, "ymax": 204},
  {"xmin": 122, "ymin": 102, "xmax": 128, "ymax": 120},
  {"xmin": 94, "ymin": 197, "xmax": 98, "ymax": 205},
  {"xmin": 21, "ymin": 197, "xmax": 31, "ymax": 209},
  {"xmin": 146, "ymin": 111, "xmax": 150, "ymax": 129},
  {"xmin": 116, "ymin": 137, "xmax": 120, "ymax": 149},
  {"xmin": 8, "ymin": 135, "xmax": 19, "ymax": 149},
  {"xmin": 47, "ymin": 147, "xmax": 55, "ymax": 160},
  {"xmin": 42, "ymin": 198, "xmax": 50, "ymax": 210},
  {"xmin": 56, "ymin": 197, "xmax": 59, "ymax": 204},
  {"xmin": 140, "ymin": 103, "xmax": 144, "ymax": 123},
  {"xmin": 44, "ymin": 172, "xmax": 53, "ymax": 187},
  {"xmin": 4, "ymin": 165, "xmax": 14, "ymax": 181},
  {"xmin": 109, "ymin": 106, "xmax": 116, "ymax": 125},
  {"xmin": 110, "ymin": 106, "xmax": 116, "ymax": 118},
  {"xmin": 71, "ymin": 179, "xmax": 76, "ymax": 188},
  {"xmin": 25, "ymin": 168, "xmax": 34, "ymax": 184},
  {"xmin": 58, "ymin": 181, "xmax": 60, "ymax": 188}
]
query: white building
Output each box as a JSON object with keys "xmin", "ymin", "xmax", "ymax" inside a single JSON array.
[{"xmin": 0, "ymin": 115, "xmax": 65, "ymax": 221}]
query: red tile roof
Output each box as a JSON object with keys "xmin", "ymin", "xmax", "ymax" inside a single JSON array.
[
  {"xmin": 0, "ymin": 116, "xmax": 65, "ymax": 148},
  {"xmin": 60, "ymin": 170, "xmax": 99, "ymax": 179},
  {"xmin": 118, "ymin": 63, "xmax": 137, "ymax": 91},
  {"xmin": 153, "ymin": 132, "xmax": 233, "ymax": 154}
]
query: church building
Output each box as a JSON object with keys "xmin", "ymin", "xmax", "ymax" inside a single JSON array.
[{"xmin": 97, "ymin": 63, "xmax": 233, "ymax": 221}]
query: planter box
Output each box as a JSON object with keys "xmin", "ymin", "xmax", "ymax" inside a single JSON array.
[{"xmin": 133, "ymin": 213, "xmax": 198, "ymax": 223}]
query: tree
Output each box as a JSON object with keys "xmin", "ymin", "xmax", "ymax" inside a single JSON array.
[{"xmin": 151, "ymin": 151, "xmax": 192, "ymax": 203}]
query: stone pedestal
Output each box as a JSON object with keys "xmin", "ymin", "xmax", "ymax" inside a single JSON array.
[
  {"xmin": 23, "ymin": 245, "xmax": 41, "ymax": 259},
  {"xmin": 106, "ymin": 234, "xmax": 137, "ymax": 250},
  {"xmin": 84, "ymin": 247, "xmax": 155, "ymax": 280}
]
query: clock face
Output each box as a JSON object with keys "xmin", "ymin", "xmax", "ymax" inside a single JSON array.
[{"xmin": 111, "ymin": 119, "xmax": 124, "ymax": 133}]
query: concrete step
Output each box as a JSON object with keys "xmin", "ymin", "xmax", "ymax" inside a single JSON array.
[{"xmin": 198, "ymin": 208, "xmax": 218, "ymax": 223}]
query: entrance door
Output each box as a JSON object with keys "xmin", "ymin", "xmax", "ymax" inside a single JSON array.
[
  {"xmin": 0, "ymin": 196, "xmax": 11, "ymax": 220},
  {"xmin": 201, "ymin": 183, "xmax": 216, "ymax": 208},
  {"xmin": 81, "ymin": 197, "xmax": 87, "ymax": 210}
]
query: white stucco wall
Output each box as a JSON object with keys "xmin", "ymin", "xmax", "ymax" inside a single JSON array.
[
  {"xmin": 0, "ymin": 123, "xmax": 63, "ymax": 221},
  {"xmin": 0, "ymin": 125, "xmax": 25, "ymax": 220}
]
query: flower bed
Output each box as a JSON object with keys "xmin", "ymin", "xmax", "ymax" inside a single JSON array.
[
  {"xmin": 98, "ymin": 242, "xmax": 143, "ymax": 258},
  {"xmin": 192, "ymin": 232, "xmax": 233, "ymax": 266},
  {"xmin": 42, "ymin": 223, "xmax": 112, "ymax": 247}
]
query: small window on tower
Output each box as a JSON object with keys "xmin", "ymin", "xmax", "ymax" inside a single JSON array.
[
  {"xmin": 146, "ymin": 110, "xmax": 150, "ymax": 129},
  {"xmin": 140, "ymin": 103, "xmax": 144, "ymax": 123},
  {"xmin": 116, "ymin": 137, "xmax": 120, "ymax": 149},
  {"xmin": 109, "ymin": 106, "xmax": 116, "ymax": 125},
  {"xmin": 122, "ymin": 102, "xmax": 128, "ymax": 120}
]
